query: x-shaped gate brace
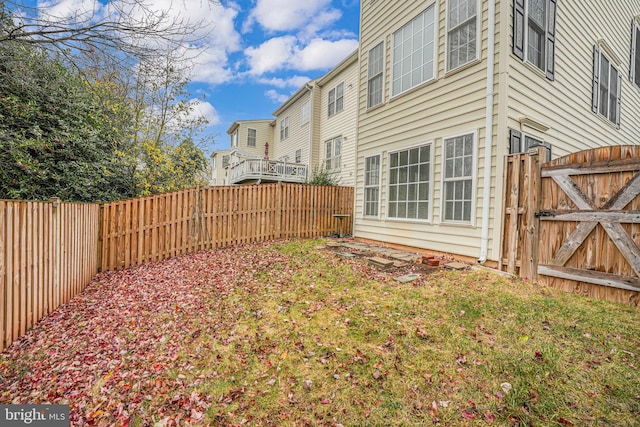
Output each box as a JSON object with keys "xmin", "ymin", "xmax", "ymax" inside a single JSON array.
[{"xmin": 536, "ymin": 165, "xmax": 640, "ymax": 292}]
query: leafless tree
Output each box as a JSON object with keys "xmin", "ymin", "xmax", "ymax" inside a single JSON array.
[{"xmin": 0, "ymin": 0, "xmax": 219, "ymax": 65}]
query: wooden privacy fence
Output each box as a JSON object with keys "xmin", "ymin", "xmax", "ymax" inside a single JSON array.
[
  {"xmin": 99, "ymin": 184, "xmax": 354, "ymax": 271},
  {"xmin": 501, "ymin": 145, "xmax": 640, "ymax": 305},
  {"xmin": 0, "ymin": 199, "xmax": 100, "ymax": 352},
  {"xmin": 0, "ymin": 184, "xmax": 354, "ymax": 351}
]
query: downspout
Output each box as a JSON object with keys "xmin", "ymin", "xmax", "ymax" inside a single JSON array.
[
  {"xmin": 478, "ymin": 0, "xmax": 496, "ymax": 264},
  {"xmin": 305, "ymin": 82, "xmax": 313, "ymax": 181}
]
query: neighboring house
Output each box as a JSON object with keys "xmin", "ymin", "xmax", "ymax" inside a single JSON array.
[
  {"xmin": 223, "ymin": 50, "xmax": 359, "ymax": 186},
  {"xmin": 209, "ymin": 150, "xmax": 231, "ymax": 186},
  {"xmin": 354, "ymin": 0, "xmax": 640, "ymax": 264}
]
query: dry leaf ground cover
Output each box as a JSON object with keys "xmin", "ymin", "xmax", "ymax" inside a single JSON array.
[{"xmin": 1, "ymin": 239, "xmax": 639, "ymax": 426}]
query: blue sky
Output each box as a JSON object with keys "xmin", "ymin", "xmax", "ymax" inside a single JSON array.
[
  {"xmin": 191, "ymin": 0, "xmax": 361, "ymax": 153},
  {"xmin": 17, "ymin": 0, "xmax": 361, "ymax": 154}
]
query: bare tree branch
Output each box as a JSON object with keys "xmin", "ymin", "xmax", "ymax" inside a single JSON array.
[{"xmin": 1, "ymin": 0, "xmax": 220, "ymax": 66}]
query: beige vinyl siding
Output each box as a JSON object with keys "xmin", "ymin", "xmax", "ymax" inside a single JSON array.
[
  {"xmin": 310, "ymin": 85, "xmax": 323, "ymax": 169},
  {"xmin": 319, "ymin": 59, "xmax": 359, "ymax": 186},
  {"xmin": 356, "ymin": 0, "xmax": 500, "ymax": 259},
  {"xmin": 238, "ymin": 121, "xmax": 273, "ymax": 158},
  {"xmin": 274, "ymin": 92, "xmax": 312, "ymax": 167},
  {"xmin": 505, "ymin": 0, "xmax": 640, "ymax": 158}
]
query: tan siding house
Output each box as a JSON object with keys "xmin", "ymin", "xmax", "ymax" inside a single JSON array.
[
  {"xmin": 355, "ymin": 0, "xmax": 640, "ymax": 264},
  {"xmin": 318, "ymin": 52, "xmax": 359, "ymax": 186}
]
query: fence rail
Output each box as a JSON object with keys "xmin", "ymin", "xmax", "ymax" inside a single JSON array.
[
  {"xmin": 1, "ymin": 184, "xmax": 354, "ymax": 350},
  {"xmin": 0, "ymin": 200, "xmax": 99, "ymax": 352}
]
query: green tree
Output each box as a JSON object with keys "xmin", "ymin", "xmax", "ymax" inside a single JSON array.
[{"xmin": 0, "ymin": 36, "xmax": 136, "ymax": 201}]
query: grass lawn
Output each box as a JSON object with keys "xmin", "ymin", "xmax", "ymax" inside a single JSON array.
[{"xmin": 1, "ymin": 239, "xmax": 639, "ymax": 426}]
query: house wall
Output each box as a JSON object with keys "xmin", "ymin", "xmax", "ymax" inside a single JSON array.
[
  {"xmin": 503, "ymin": 0, "xmax": 640, "ymax": 157},
  {"xmin": 491, "ymin": 0, "xmax": 640, "ymax": 267},
  {"xmin": 319, "ymin": 57, "xmax": 359, "ymax": 186},
  {"xmin": 210, "ymin": 150, "xmax": 230, "ymax": 185},
  {"xmin": 355, "ymin": 0, "xmax": 501, "ymax": 260},
  {"xmin": 230, "ymin": 121, "xmax": 273, "ymax": 159},
  {"xmin": 274, "ymin": 91, "xmax": 313, "ymax": 169}
]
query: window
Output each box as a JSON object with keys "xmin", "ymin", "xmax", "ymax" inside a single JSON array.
[
  {"xmin": 387, "ymin": 145, "xmax": 431, "ymax": 220},
  {"xmin": 364, "ymin": 155, "xmax": 381, "ymax": 217},
  {"xmin": 222, "ymin": 155, "xmax": 229, "ymax": 168},
  {"xmin": 301, "ymin": 101, "xmax": 310, "ymax": 125},
  {"xmin": 392, "ymin": 6, "xmax": 436, "ymax": 96},
  {"xmin": 231, "ymin": 130, "xmax": 238, "ymax": 147},
  {"xmin": 280, "ymin": 117, "xmax": 289, "ymax": 140},
  {"xmin": 631, "ymin": 20, "xmax": 640, "ymax": 88},
  {"xmin": 443, "ymin": 134, "xmax": 474, "ymax": 223},
  {"xmin": 325, "ymin": 137, "xmax": 342, "ymax": 170},
  {"xmin": 328, "ymin": 83, "xmax": 344, "ymax": 117},
  {"xmin": 509, "ymin": 130, "xmax": 552, "ymax": 161},
  {"xmin": 447, "ymin": 0, "xmax": 478, "ymax": 70},
  {"xmin": 592, "ymin": 46, "xmax": 622, "ymax": 127},
  {"xmin": 368, "ymin": 42, "xmax": 384, "ymax": 108},
  {"xmin": 295, "ymin": 149, "xmax": 302, "ymax": 163},
  {"xmin": 212, "ymin": 157, "xmax": 217, "ymax": 170},
  {"xmin": 247, "ymin": 128, "xmax": 256, "ymax": 147},
  {"xmin": 513, "ymin": 0, "xmax": 557, "ymax": 80}
]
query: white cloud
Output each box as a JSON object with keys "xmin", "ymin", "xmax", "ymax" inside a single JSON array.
[
  {"xmin": 37, "ymin": 0, "xmax": 104, "ymax": 20},
  {"xmin": 246, "ymin": 0, "xmax": 341, "ymax": 33},
  {"xmin": 290, "ymin": 38, "xmax": 358, "ymax": 71},
  {"xmin": 245, "ymin": 36, "xmax": 297, "ymax": 75},
  {"xmin": 257, "ymin": 75, "xmax": 311, "ymax": 89},
  {"xmin": 245, "ymin": 36, "xmax": 358, "ymax": 76},
  {"xmin": 189, "ymin": 100, "xmax": 220, "ymax": 126},
  {"xmin": 265, "ymin": 89, "xmax": 289, "ymax": 104}
]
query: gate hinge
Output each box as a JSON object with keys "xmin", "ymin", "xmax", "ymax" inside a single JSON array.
[{"xmin": 534, "ymin": 211, "xmax": 555, "ymax": 218}]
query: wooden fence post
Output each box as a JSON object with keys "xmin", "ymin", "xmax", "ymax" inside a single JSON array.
[
  {"xmin": 50, "ymin": 197, "xmax": 61, "ymax": 309},
  {"xmin": 520, "ymin": 148, "xmax": 543, "ymax": 280}
]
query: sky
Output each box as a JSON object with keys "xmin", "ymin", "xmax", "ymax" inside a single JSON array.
[
  {"xmin": 191, "ymin": 0, "xmax": 361, "ymax": 153},
  {"xmin": 22, "ymin": 0, "xmax": 361, "ymax": 154}
]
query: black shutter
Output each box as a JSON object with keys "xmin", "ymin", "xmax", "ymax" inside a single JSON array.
[
  {"xmin": 546, "ymin": 0, "xmax": 557, "ymax": 80},
  {"xmin": 509, "ymin": 129, "xmax": 522, "ymax": 154},
  {"xmin": 513, "ymin": 0, "xmax": 525, "ymax": 60},
  {"xmin": 631, "ymin": 21, "xmax": 638, "ymax": 84},
  {"xmin": 616, "ymin": 72, "xmax": 622, "ymax": 128},
  {"xmin": 592, "ymin": 45, "xmax": 600, "ymax": 114}
]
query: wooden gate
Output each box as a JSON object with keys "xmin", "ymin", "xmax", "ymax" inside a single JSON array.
[{"xmin": 501, "ymin": 145, "xmax": 640, "ymax": 305}]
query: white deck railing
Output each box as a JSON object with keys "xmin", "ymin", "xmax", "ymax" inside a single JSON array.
[{"xmin": 229, "ymin": 159, "xmax": 308, "ymax": 184}]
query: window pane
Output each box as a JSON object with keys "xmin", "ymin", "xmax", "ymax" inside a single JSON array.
[
  {"xmin": 392, "ymin": 6, "xmax": 435, "ymax": 95},
  {"xmin": 387, "ymin": 144, "xmax": 431, "ymax": 220},
  {"xmin": 390, "ymin": 152, "xmax": 398, "ymax": 168},
  {"xmin": 599, "ymin": 55, "xmax": 610, "ymax": 117},
  {"xmin": 609, "ymin": 67, "xmax": 618, "ymax": 123},
  {"xmin": 443, "ymin": 134, "xmax": 474, "ymax": 222}
]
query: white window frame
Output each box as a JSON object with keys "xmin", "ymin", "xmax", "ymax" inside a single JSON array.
[
  {"xmin": 367, "ymin": 41, "xmax": 385, "ymax": 109},
  {"xmin": 391, "ymin": 5, "xmax": 437, "ymax": 98},
  {"xmin": 363, "ymin": 154, "xmax": 382, "ymax": 218},
  {"xmin": 295, "ymin": 149, "xmax": 302, "ymax": 163},
  {"xmin": 324, "ymin": 136, "xmax": 342, "ymax": 171},
  {"xmin": 509, "ymin": 129, "xmax": 552, "ymax": 161},
  {"xmin": 524, "ymin": 0, "xmax": 548, "ymax": 71},
  {"xmin": 301, "ymin": 101, "xmax": 310, "ymax": 125},
  {"xmin": 631, "ymin": 19, "xmax": 640, "ymax": 89},
  {"xmin": 247, "ymin": 128, "xmax": 257, "ymax": 147},
  {"xmin": 446, "ymin": 0, "xmax": 480, "ymax": 71},
  {"xmin": 441, "ymin": 131, "xmax": 476, "ymax": 225},
  {"xmin": 386, "ymin": 142, "xmax": 433, "ymax": 222},
  {"xmin": 280, "ymin": 116, "xmax": 289, "ymax": 141},
  {"xmin": 222, "ymin": 155, "xmax": 230, "ymax": 168},
  {"xmin": 328, "ymin": 83, "xmax": 344, "ymax": 117},
  {"xmin": 592, "ymin": 46, "xmax": 622, "ymax": 127}
]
